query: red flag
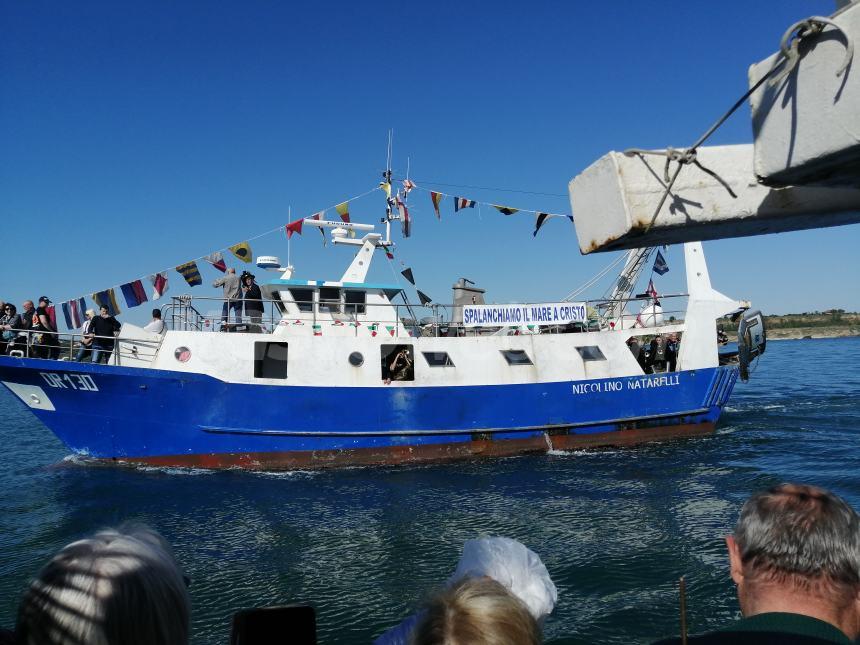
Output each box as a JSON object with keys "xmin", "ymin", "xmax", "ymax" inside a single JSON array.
[{"xmin": 286, "ymin": 218, "xmax": 304, "ymax": 239}]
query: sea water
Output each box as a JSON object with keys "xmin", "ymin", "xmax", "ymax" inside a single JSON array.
[{"xmin": 1, "ymin": 337, "xmax": 858, "ymax": 644}]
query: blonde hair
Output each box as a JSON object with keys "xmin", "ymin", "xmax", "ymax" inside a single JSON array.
[{"xmin": 412, "ymin": 577, "xmax": 542, "ymax": 645}]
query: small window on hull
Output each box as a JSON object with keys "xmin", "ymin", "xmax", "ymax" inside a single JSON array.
[
  {"xmin": 423, "ymin": 351, "xmax": 454, "ymax": 367},
  {"xmin": 255, "ymin": 342, "xmax": 288, "ymax": 379},
  {"xmin": 576, "ymin": 346, "xmax": 606, "ymax": 361},
  {"xmin": 382, "ymin": 344, "xmax": 414, "ymax": 381},
  {"xmin": 501, "ymin": 350, "xmax": 532, "ymax": 365}
]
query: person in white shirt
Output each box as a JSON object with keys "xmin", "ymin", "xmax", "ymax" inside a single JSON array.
[{"xmin": 143, "ymin": 309, "xmax": 166, "ymax": 335}]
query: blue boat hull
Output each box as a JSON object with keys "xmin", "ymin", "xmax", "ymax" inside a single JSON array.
[{"xmin": 0, "ymin": 356, "xmax": 738, "ymax": 469}]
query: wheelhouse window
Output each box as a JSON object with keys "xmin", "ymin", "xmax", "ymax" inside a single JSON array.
[
  {"xmin": 318, "ymin": 287, "xmax": 343, "ymax": 314},
  {"xmin": 501, "ymin": 349, "xmax": 533, "ymax": 366},
  {"xmin": 289, "ymin": 288, "xmax": 314, "ymax": 313},
  {"xmin": 344, "ymin": 290, "xmax": 367, "ymax": 315},
  {"xmin": 254, "ymin": 342, "xmax": 289, "ymax": 379},
  {"xmin": 423, "ymin": 351, "xmax": 454, "ymax": 367},
  {"xmin": 382, "ymin": 344, "xmax": 414, "ymax": 381},
  {"xmin": 576, "ymin": 346, "xmax": 606, "ymax": 362}
]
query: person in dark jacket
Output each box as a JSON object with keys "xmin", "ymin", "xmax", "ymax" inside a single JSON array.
[
  {"xmin": 1, "ymin": 304, "xmax": 22, "ymax": 354},
  {"xmin": 654, "ymin": 483, "xmax": 860, "ymax": 645},
  {"xmin": 32, "ymin": 296, "xmax": 59, "ymax": 359},
  {"xmin": 91, "ymin": 306, "xmax": 122, "ymax": 364},
  {"xmin": 241, "ymin": 272, "xmax": 264, "ymax": 331}
]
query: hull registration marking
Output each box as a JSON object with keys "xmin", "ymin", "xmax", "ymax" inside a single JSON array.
[{"xmin": 40, "ymin": 373, "xmax": 99, "ymax": 392}]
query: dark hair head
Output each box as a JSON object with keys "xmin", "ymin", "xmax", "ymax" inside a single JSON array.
[
  {"xmin": 5, "ymin": 303, "xmax": 16, "ymax": 314},
  {"xmin": 16, "ymin": 524, "xmax": 190, "ymax": 645},
  {"xmin": 735, "ymin": 483, "xmax": 860, "ymax": 592},
  {"xmin": 152, "ymin": 309, "xmax": 161, "ymax": 318}
]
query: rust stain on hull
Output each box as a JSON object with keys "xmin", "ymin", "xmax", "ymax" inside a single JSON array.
[{"xmin": 109, "ymin": 422, "xmax": 717, "ymax": 471}]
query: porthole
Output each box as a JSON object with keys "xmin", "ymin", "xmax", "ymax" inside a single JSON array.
[
  {"xmin": 174, "ymin": 347, "xmax": 191, "ymax": 363},
  {"xmin": 349, "ymin": 351, "xmax": 364, "ymax": 367}
]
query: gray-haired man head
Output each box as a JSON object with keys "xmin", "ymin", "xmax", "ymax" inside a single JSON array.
[{"xmin": 655, "ymin": 483, "xmax": 860, "ymax": 644}]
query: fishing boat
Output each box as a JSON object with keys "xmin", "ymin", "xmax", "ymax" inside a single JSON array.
[{"xmin": 0, "ymin": 191, "xmax": 765, "ymax": 469}]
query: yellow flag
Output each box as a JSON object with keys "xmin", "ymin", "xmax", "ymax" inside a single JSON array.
[
  {"xmin": 336, "ymin": 202, "xmax": 350, "ymax": 223},
  {"xmin": 379, "ymin": 182, "xmax": 392, "ymax": 199},
  {"xmin": 229, "ymin": 242, "xmax": 253, "ymax": 263}
]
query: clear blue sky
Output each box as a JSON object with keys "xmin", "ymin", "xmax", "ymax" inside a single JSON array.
[{"xmin": 2, "ymin": 0, "xmax": 857, "ymax": 326}]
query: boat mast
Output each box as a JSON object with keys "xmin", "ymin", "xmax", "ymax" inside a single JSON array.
[{"xmin": 598, "ymin": 246, "xmax": 655, "ymax": 325}]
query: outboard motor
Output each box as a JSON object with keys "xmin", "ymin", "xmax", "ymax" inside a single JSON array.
[{"xmin": 737, "ymin": 310, "xmax": 766, "ymax": 382}]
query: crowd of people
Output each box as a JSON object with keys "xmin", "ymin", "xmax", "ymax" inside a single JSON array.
[
  {"xmin": 0, "ymin": 273, "xmax": 265, "ymax": 361},
  {"xmin": 627, "ymin": 332, "xmax": 680, "ymax": 373},
  {"xmin": 1, "ymin": 482, "xmax": 858, "ymax": 644}
]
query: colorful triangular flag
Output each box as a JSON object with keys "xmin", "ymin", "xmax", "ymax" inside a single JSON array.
[
  {"xmin": 229, "ymin": 242, "xmax": 253, "ymax": 263},
  {"xmin": 286, "ymin": 218, "xmax": 304, "ymax": 239},
  {"xmin": 533, "ymin": 212, "xmax": 550, "ymax": 237},
  {"xmin": 120, "ymin": 279, "xmax": 149, "ymax": 308},
  {"xmin": 176, "ymin": 261, "xmax": 203, "ymax": 286},
  {"xmin": 310, "ymin": 212, "xmax": 327, "ymax": 246},
  {"xmin": 149, "ymin": 272, "xmax": 169, "ymax": 300},
  {"xmin": 336, "ymin": 202, "xmax": 350, "ymax": 224},
  {"xmin": 92, "ymin": 289, "xmax": 121, "ymax": 316},
  {"xmin": 653, "ymin": 250, "xmax": 669, "ymax": 275},
  {"xmin": 401, "ymin": 268, "xmax": 415, "ymax": 285},
  {"xmin": 402, "ymin": 179, "xmax": 415, "ymax": 195},
  {"xmin": 454, "ymin": 197, "xmax": 476, "ymax": 212},
  {"xmin": 204, "ymin": 252, "xmax": 227, "ymax": 273},
  {"xmin": 430, "ymin": 192, "xmax": 443, "ymax": 219},
  {"xmin": 494, "ymin": 205, "xmax": 519, "ymax": 216}
]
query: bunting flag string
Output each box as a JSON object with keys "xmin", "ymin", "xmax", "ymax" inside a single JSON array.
[
  {"xmin": 310, "ymin": 212, "xmax": 326, "ymax": 246},
  {"xmin": 400, "ymin": 268, "xmax": 415, "ymax": 285},
  {"xmin": 398, "ymin": 198, "xmax": 412, "ymax": 238},
  {"xmin": 50, "ymin": 184, "xmax": 380, "ymax": 329}
]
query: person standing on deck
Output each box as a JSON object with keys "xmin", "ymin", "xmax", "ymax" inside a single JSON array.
[
  {"xmin": 91, "ymin": 306, "xmax": 122, "ymax": 364},
  {"xmin": 213, "ymin": 267, "xmax": 242, "ymax": 327},
  {"xmin": 241, "ymin": 272, "xmax": 263, "ymax": 331}
]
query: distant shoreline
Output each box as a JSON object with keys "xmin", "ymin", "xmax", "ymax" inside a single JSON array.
[{"xmin": 767, "ymin": 328, "xmax": 860, "ymax": 341}]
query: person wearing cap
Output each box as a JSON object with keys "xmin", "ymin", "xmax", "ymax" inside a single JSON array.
[
  {"xmin": 32, "ymin": 297, "xmax": 59, "ymax": 359},
  {"xmin": 241, "ymin": 272, "xmax": 263, "ymax": 331}
]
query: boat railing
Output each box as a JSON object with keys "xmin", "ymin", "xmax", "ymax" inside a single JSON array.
[
  {"xmin": 3, "ymin": 328, "xmax": 163, "ymax": 366},
  {"xmin": 159, "ymin": 293, "xmax": 689, "ymax": 338}
]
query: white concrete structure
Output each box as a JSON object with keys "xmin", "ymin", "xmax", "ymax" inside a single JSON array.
[
  {"xmin": 749, "ymin": 2, "xmax": 860, "ymax": 187},
  {"xmin": 568, "ymin": 144, "xmax": 860, "ymax": 253}
]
